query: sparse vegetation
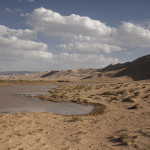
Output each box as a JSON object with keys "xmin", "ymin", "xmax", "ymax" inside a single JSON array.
[
  {"xmin": 0, "ymin": 78, "xmax": 150, "ymax": 150},
  {"xmin": 84, "ymin": 86, "xmax": 92, "ymax": 91},
  {"xmin": 114, "ymin": 86, "xmax": 120, "ymax": 89},
  {"xmin": 128, "ymin": 104, "xmax": 140, "ymax": 109},
  {"xmin": 116, "ymin": 90, "xmax": 126, "ymax": 95},
  {"xmin": 73, "ymin": 85, "xmax": 85, "ymax": 91},
  {"xmin": 69, "ymin": 116, "xmax": 82, "ymax": 122},
  {"xmin": 124, "ymin": 84, "xmax": 129, "ymax": 87},
  {"xmin": 95, "ymin": 85, "xmax": 101, "ymax": 89},
  {"xmin": 147, "ymin": 89, "xmax": 150, "ymax": 92},
  {"xmin": 133, "ymin": 91, "xmax": 140, "ymax": 97},
  {"xmin": 110, "ymin": 133, "xmax": 130, "ymax": 146},
  {"xmin": 143, "ymin": 94, "xmax": 150, "ymax": 98},
  {"xmin": 101, "ymin": 91, "xmax": 116, "ymax": 96},
  {"xmin": 129, "ymin": 88, "xmax": 137, "ymax": 93},
  {"xmin": 122, "ymin": 97, "xmax": 134, "ymax": 103},
  {"xmin": 117, "ymin": 133, "xmax": 130, "ymax": 145}
]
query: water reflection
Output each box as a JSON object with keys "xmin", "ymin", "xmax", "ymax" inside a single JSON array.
[{"xmin": 0, "ymin": 84, "xmax": 94, "ymax": 115}]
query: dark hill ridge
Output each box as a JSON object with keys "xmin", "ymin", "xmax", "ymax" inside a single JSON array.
[
  {"xmin": 114, "ymin": 54, "xmax": 150, "ymax": 80},
  {"xmin": 41, "ymin": 71, "xmax": 59, "ymax": 78},
  {"xmin": 100, "ymin": 62, "xmax": 130, "ymax": 72},
  {"xmin": 102, "ymin": 54, "xmax": 150, "ymax": 81}
]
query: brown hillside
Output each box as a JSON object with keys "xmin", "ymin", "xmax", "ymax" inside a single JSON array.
[{"xmin": 113, "ymin": 54, "xmax": 150, "ymax": 80}]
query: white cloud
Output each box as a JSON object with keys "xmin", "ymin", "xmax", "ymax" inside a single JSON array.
[
  {"xmin": 18, "ymin": 0, "xmax": 34, "ymax": 3},
  {"xmin": 57, "ymin": 42, "xmax": 122, "ymax": 54},
  {"xmin": 53, "ymin": 53, "xmax": 118, "ymax": 69},
  {"xmin": 5, "ymin": 8, "xmax": 22, "ymax": 14},
  {"xmin": 0, "ymin": 25, "xmax": 53, "ymax": 70},
  {"xmin": 25, "ymin": 7, "xmax": 121, "ymax": 54},
  {"xmin": 27, "ymin": 7, "xmax": 113, "ymax": 38},
  {"xmin": 2, "ymin": 7, "xmax": 150, "ymax": 71},
  {"xmin": 113, "ymin": 22, "xmax": 150, "ymax": 48},
  {"xmin": 25, "ymin": 7, "xmax": 150, "ymax": 55},
  {"xmin": 0, "ymin": 25, "xmax": 37, "ymax": 40},
  {"xmin": 0, "ymin": 36, "xmax": 48, "ymax": 55},
  {"xmin": 127, "ymin": 52, "xmax": 132, "ymax": 55},
  {"xmin": 5, "ymin": 8, "xmax": 14, "ymax": 14},
  {"xmin": 27, "ymin": 0, "xmax": 35, "ymax": 2},
  {"xmin": 0, "ymin": 37, "xmax": 53, "ymax": 60},
  {"xmin": 0, "ymin": 25, "xmax": 117, "ymax": 71}
]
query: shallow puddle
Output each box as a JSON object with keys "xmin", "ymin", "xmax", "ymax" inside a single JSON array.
[{"xmin": 0, "ymin": 84, "xmax": 94, "ymax": 115}]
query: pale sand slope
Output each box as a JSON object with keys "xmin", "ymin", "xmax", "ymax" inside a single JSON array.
[
  {"xmin": 0, "ymin": 69, "xmax": 101, "ymax": 81},
  {"xmin": 0, "ymin": 81, "xmax": 150, "ymax": 150},
  {"xmin": 0, "ymin": 69, "xmax": 133, "ymax": 82},
  {"xmin": 0, "ymin": 71, "xmax": 49, "ymax": 81}
]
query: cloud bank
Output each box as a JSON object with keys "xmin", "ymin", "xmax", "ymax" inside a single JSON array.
[
  {"xmin": 0, "ymin": 24, "xmax": 117, "ymax": 71},
  {"xmin": 0, "ymin": 25, "xmax": 54, "ymax": 70},
  {"xmin": 1, "ymin": 7, "xmax": 150, "ymax": 71},
  {"xmin": 27, "ymin": 8, "xmax": 150, "ymax": 53}
]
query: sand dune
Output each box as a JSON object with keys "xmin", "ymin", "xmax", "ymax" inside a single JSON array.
[
  {"xmin": 101, "ymin": 54, "xmax": 150, "ymax": 81},
  {"xmin": 1, "ymin": 54, "xmax": 149, "ymax": 82}
]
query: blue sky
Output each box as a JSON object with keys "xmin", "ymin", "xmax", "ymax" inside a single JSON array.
[{"xmin": 0, "ymin": 0, "xmax": 150, "ymax": 71}]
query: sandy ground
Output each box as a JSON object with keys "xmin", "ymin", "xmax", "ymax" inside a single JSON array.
[{"xmin": 0, "ymin": 80, "xmax": 150, "ymax": 150}]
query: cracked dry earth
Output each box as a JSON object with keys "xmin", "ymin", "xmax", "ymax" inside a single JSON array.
[{"xmin": 0, "ymin": 81, "xmax": 150, "ymax": 150}]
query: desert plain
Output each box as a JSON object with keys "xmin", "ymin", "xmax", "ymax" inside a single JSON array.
[{"xmin": 0, "ymin": 55, "xmax": 150, "ymax": 150}]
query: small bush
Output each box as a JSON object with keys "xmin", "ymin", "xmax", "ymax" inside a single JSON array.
[
  {"xmin": 84, "ymin": 86, "xmax": 92, "ymax": 91},
  {"xmin": 116, "ymin": 90, "xmax": 126, "ymax": 95},
  {"xmin": 129, "ymin": 88, "xmax": 137, "ymax": 93},
  {"xmin": 128, "ymin": 104, "xmax": 139, "ymax": 109},
  {"xmin": 122, "ymin": 97, "xmax": 134, "ymax": 103},
  {"xmin": 69, "ymin": 116, "xmax": 82, "ymax": 122},
  {"xmin": 109, "ymin": 133, "xmax": 130, "ymax": 146},
  {"xmin": 134, "ymin": 91, "xmax": 139, "ymax": 97},
  {"xmin": 101, "ymin": 91, "xmax": 116, "ymax": 96},
  {"xmin": 124, "ymin": 84, "xmax": 129, "ymax": 87},
  {"xmin": 51, "ymin": 94, "xmax": 58, "ymax": 99},
  {"xmin": 118, "ymin": 133, "xmax": 129, "ymax": 145},
  {"xmin": 114, "ymin": 86, "xmax": 120, "ymax": 89},
  {"xmin": 143, "ymin": 94, "xmax": 150, "ymax": 98}
]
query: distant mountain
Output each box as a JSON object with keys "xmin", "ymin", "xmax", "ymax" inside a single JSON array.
[{"xmin": 0, "ymin": 71, "xmax": 35, "ymax": 75}]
